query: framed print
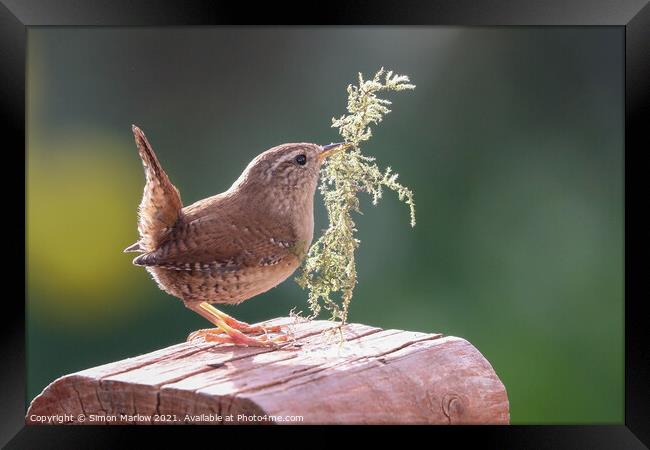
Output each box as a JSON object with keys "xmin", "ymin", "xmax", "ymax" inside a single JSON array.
[{"xmin": 4, "ymin": 0, "xmax": 648, "ymax": 447}]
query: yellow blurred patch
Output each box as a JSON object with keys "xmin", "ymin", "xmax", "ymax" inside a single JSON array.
[{"xmin": 27, "ymin": 131, "xmax": 152, "ymax": 327}]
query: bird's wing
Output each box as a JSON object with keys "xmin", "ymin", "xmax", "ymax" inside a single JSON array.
[
  {"xmin": 132, "ymin": 214, "xmax": 302, "ymax": 272},
  {"xmin": 131, "ymin": 125, "xmax": 183, "ymax": 252}
]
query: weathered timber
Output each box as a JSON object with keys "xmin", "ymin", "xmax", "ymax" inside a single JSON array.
[{"xmin": 27, "ymin": 318, "xmax": 509, "ymax": 424}]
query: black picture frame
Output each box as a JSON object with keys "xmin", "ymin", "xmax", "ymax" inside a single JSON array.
[{"xmin": 4, "ymin": 0, "xmax": 648, "ymax": 447}]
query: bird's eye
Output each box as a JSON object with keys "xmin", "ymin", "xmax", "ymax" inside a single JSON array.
[{"xmin": 295, "ymin": 154, "xmax": 307, "ymax": 166}]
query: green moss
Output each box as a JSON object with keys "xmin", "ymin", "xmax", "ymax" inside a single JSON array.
[{"xmin": 296, "ymin": 68, "xmax": 416, "ymax": 323}]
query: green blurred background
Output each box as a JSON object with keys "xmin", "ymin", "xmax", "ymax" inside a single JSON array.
[{"xmin": 26, "ymin": 27, "xmax": 623, "ymax": 423}]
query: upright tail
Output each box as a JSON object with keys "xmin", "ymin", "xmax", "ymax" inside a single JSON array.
[{"xmin": 126, "ymin": 125, "xmax": 183, "ymax": 253}]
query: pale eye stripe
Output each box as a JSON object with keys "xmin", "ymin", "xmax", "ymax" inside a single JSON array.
[{"xmin": 269, "ymin": 149, "xmax": 307, "ymax": 172}]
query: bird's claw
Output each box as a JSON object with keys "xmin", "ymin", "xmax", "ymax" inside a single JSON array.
[{"xmin": 187, "ymin": 327, "xmax": 291, "ymax": 348}]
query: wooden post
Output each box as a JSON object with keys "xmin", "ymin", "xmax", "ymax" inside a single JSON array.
[{"xmin": 26, "ymin": 318, "xmax": 509, "ymax": 424}]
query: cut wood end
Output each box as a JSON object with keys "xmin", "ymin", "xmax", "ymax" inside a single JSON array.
[{"xmin": 27, "ymin": 318, "xmax": 509, "ymax": 425}]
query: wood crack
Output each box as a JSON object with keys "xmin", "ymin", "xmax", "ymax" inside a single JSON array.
[{"xmin": 237, "ymin": 332, "xmax": 443, "ymax": 396}]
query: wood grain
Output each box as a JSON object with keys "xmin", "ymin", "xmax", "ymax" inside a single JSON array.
[{"xmin": 26, "ymin": 318, "xmax": 509, "ymax": 424}]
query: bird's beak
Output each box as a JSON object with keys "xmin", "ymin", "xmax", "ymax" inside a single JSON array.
[{"xmin": 318, "ymin": 142, "xmax": 350, "ymax": 162}]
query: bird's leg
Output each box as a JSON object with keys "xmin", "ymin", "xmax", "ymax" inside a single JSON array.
[
  {"xmin": 202, "ymin": 303, "xmax": 284, "ymax": 335},
  {"xmin": 186, "ymin": 302, "xmax": 288, "ymax": 347}
]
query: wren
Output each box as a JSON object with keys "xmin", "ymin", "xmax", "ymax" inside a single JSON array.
[{"xmin": 125, "ymin": 125, "xmax": 348, "ymax": 347}]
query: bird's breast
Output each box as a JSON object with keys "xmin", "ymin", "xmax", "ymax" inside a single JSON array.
[{"xmin": 148, "ymin": 253, "xmax": 301, "ymax": 305}]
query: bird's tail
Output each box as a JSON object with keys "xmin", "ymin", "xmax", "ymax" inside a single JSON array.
[{"xmin": 129, "ymin": 125, "xmax": 183, "ymax": 253}]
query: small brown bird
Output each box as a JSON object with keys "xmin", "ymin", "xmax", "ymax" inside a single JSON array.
[{"xmin": 125, "ymin": 125, "xmax": 347, "ymax": 347}]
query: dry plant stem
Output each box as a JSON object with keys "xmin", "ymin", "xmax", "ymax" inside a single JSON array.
[{"xmin": 297, "ymin": 68, "xmax": 416, "ymax": 325}]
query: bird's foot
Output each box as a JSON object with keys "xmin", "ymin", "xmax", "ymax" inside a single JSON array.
[
  {"xmin": 220, "ymin": 316, "xmax": 284, "ymax": 335},
  {"xmin": 186, "ymin": 302, "xmax": 292, "ymax": 348},
  {"xmin": 187, "ymin": 320, "xmax": 283, "ymax": 339},
  {"xmin": 187, "ymin": 327, "xmax": 289, "ymax": 348}
]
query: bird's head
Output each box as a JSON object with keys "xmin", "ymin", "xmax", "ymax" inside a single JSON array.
[{"xmin": 230, "ymin": 142, "xmax": 349, "ymax": 206}]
